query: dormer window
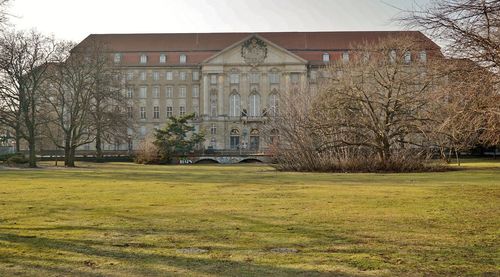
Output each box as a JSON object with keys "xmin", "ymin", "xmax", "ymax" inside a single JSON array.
[
  {"xmin": 322, "ymin": 53, "xmax": 330, "ymax": 63},
  {"xmin": 179, "ymin": 54, "xmax": 187, "ymax": 64},
  {"xmin": 114, "ymin": 53, "xmax": 121, "ymax": 63},
  {"xmin": 159, "ymin": 54, "xmax": 167, "ymax": 63},
  {"xmin": 140, "ymin": 54, "xmax": 148, "ymax": 64}
]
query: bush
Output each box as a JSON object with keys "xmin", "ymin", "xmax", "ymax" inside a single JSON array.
[
  {"xmin": 273, "ymin": 147, "xmax": 444, "ymax": 173},
  {"xmin": 5, "ymin": 153, "xmax": 29, "ymax": 165},
  {"xmin": 0, "ymin": 152, "xmax": 20, "ymax": 162},
  {"xmin": 134, "ymin": 136, "xmax": 160, "ymax": 164}
]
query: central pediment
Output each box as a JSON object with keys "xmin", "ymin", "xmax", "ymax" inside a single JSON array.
[{"xmin": 203, "ymin": 35, "xmax": 307, "ymax": 66}]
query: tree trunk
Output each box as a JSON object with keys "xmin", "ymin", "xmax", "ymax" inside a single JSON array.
[
  {"xmin": 64, "ymin": 138, "xmax": 73, "ymax": 167},
  {"xmin": 65, "ymin": 146, "xmax": 76, "ymax": 167},
  {"xmin": 454, "ymin": 148, "xmax": 460, "ymax": 166},
  {"xmin": 28, "ymin": 136, "xmax": 37, "ymax": 168},
  {"xmin": 69, "ymin": 146, "xmax": 76, "ymax": 167},
  {"xmin": 95, "ymin": 130, "xmax": 103, "ymax": 162},
  {"xmin": 15, "ymin": 132, "xmax": 21, "ymax": 153}
]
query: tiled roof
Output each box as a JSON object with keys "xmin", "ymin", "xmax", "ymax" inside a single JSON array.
[{"xmin": 76, "ymin": 31, "xmax": 440, "ymax": 65}]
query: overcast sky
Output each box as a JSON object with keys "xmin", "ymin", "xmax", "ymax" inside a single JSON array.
[{"xmin": 9, "ymin": 0, "xmax": 432, "ymax": 42}]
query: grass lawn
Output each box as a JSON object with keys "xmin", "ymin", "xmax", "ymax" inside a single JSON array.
[{"xmin": 0, "ymin": 160, "xmax": 498, "ymax": 276}]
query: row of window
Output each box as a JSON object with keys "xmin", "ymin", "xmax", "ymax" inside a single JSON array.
[
  {"xmin": 212, "ymin": 72, "xmax": 287, "ymax": 85},
  {"xmin": 128, "ymin": 70, "xmax": 200, "ymax": 81},
  {"xmin": 127, "ymin": 70, "xmax": 295, "ymax": 85},
  {"xmin": 128, "ymin": 92, "xmax": 278, "ymax": 119},
  {"xmin": 127, "ymin": 86, "xmax": 199, "ymax": 99},
  {"xmin": 130, "ymin": 105, "xmax": 194, "ymax": 119},
  {"xmin": 321, "ymin": 50, "xmax": 428, "ymax": 63},
  {"xmin": 114, "ymin": 53, "xmax": 187, "ymax": 64}
]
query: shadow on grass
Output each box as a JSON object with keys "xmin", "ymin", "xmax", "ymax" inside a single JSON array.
[{"xmin": 0, "ymin": 232, "xmax": 351, "ymax": 276}]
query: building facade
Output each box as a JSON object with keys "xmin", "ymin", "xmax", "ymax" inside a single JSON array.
[{"xmin": 77, "ymin": 31, "xmax": 439, "ymax": 153}]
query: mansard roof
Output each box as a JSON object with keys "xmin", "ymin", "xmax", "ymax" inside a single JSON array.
[{"xmin": 76, "ymin": 31, "xmax": 440, "ymax": 65}]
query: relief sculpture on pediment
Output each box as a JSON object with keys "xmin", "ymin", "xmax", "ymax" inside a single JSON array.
[{"xmin": 241, "ymin": 37, "xmax": 267, "ymax": 66}]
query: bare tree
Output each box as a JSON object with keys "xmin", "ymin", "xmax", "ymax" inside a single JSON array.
[
  {"xmin": 42, "ymin": 43, "xmax": 97, "ymax": 167},
  {"xmin": 402, "ymin": 0, "xmax": 500, "ymax": 147},
  {"xmin": 0, "ymin": 0, "xmax": 10, "ymax": 28},
  {"xmin": 403, "ymin": 0, "xmax": 500, "ymax": 70},
  {"xmin": 429, "ymin": 59, "xmax": 499, "ymax": 163},
  {"xmin": 0, "ymin": 30, "xmax": 59, "ymax": 167},
  {"xmin": 82, "ymin": 42, "xmax": 131, "ymax": 161},
  {"xmin": 271, "ymin": 37, "xmax": 439, "ymax": 172}
]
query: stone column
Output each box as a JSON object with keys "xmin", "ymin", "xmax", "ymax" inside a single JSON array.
[
  {"xmin": 218, "ymin": 74, "xmax": 224, "ymax": 117},
  {"xmin": 241, "ymin": 72, "xmax": 248, "ymax": 113},
  {"xmin": 262, "ymin": 71, "xmax": 269, "ymax": 107},
  {"xmin": 202, "ymin": 74, "xmax": 209, "ymax": 116}
]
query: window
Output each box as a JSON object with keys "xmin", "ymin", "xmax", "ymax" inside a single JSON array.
[
  {"xmin": 166, "ymin": 106, "xmax": 173, "ymax": 117},
  {"xmin": 139, "ymin": 86, "xmax": 147, "ymax": 98},
  {"xmin": 404, "ymin": 51, "xmax": 411, "ymax": 64},
  {"xmin": 269, "ymin": 72, "xmax": 280, "ymax": 84},
  {"xmin": 210, "ymin": 74, "xmax": 217, "ymax": 85},
  {"xmin": 342, "ymin": 52, "xmax": 349, "ymax": 63},
  {"xmin": 210, "ymin": 123, "xmax": 217, "ymax": 135},
  {"xmin": 140, "ymin": 107, "xmax": 146, "ymax": 119},
  {"xmin": 192, "ymin": 85, "xmax": 199, "ymax": 98},
  {"xmin": 153, "ymin": 71, "xmax": 159, "ymax": 81},
  {"xmin": 179, "ymin": 106, "xmax": 186, "ymax": 116},
  {"xmin": 230, "ymin": 73, "xmax": 239, "ymax": 84},
  {"xmin": 127, "ymin": 106, "xmax": 133, "ymax": 119},
  {"xmin": 140, "ymin": 126, "xmax": 146, "ymax": 136},
  {"xmin": 160, "ymin": 54, "xmax": 167, "ymax": 63},
  {"xmin": 249, "ymin": 72, "xmax": 260, "ymax": 84},
  {"xmin": 249, "ymin": 91, "xmax": 260, "ymax": 117},
  {"xmin": 152, "ymin": 86, "xmax": 160, "ymax": 98},
  {"xmin": 310, "ymin": 71, "xmax": 317, "ymax": 81},
  {"xmin": 389, "ymin": 50, "xmax": 397, "ymax": 63},
  {"xmin": 166, "ymin": 71, "xmax": 173, "ymax": 80},
  {"xmin": 179, "ymin": 86, "xmax": 186, "ymax": 98},
  {"xmin": 140, "ymin": 54, "xmax": 148, "ymax": 64},
  {"xmin": 179, "ymin": 71, "xmax": 186, "ymax": 81},
  {"xmin": 140, "ymin": 71, "xmax": 147, "ymax": 81},
  {"xmin": 114, "ymin": 53, "xmax": 121, "ymax": 63},
  {"xmin": 322, "ymin": 53, "xmax": 330, "ymax": 62},
  {"xmin": 153, "ymin": 106, "xmax": 159, "ymax": 119},
  {"xmin": 179, "ymin": 54, "xmax": 187, "ymax": 64},
  {"xmin": 166, "ymin": 86, "xmax": 173, "ymax": 98},
  {"xmin": 230, "ymin": 129, "xmax": 240, "ymax": 149},
  {"xmin": 229, "ymin": 91, "xmax": 240, "ymax": 117},
  {"xmin": 210, "ymin": 90, "xmax": 217, "ymax": 117},
  {"xmin": 269, "ymin": 92, "xmax": 279, "ymax": 116},
  {"xmin": 192, "ymin": 71, "xmax": 199, "ymax": 81},
  {"xmin": 290, "ymin": 73, "xmax": 300, "ymax": 84},
  {"xmin": 126, "ymin": 87, "xmax": 133, "ymax": 98},
  {"xmin": 127, "ymin": 71, "xmax": 134, "ymax": 80},
  {"xmin": 249, "ymin": 129, "xmax": 259, "ymax": 150},
  {"xmin": 419, "ymin": 51, "xmax": 427, "ymax": 63}
]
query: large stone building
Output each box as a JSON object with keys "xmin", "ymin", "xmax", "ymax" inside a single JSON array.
[{"xmin": 77, "ymin": 31, "xmax": 439, "ymax": 153}]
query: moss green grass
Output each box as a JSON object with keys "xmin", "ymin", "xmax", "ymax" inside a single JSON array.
[{"xmin": 0, "ymin": 160, "xmax": 498, "ymax": 276}]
